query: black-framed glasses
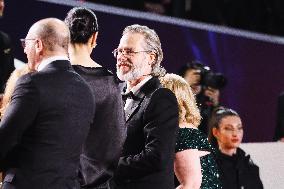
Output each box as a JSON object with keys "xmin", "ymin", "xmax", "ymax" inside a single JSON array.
[
  {"xmin": 112, "ymin": 48, "xmax": 151, "ymax": 58},
  {"xmin": 20, "ymin": 38, "xmax": 36, "ymax": 49}
]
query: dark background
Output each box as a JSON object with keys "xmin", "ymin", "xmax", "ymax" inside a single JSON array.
[{"xmin": 1, "ymin": 0, "xmax": 284, "ymax": 142}]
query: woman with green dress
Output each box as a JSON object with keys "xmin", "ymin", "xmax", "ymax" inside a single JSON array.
[{"xmin": 160, "ymin": 73, "xmax": 221, "ymax": 189}]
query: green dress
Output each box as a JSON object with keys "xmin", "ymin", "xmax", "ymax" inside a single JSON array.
[{"xmin": 175, "ymin": 128, "xmax": 222, "ymax": 189}]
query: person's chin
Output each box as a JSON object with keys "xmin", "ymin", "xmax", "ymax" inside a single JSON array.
[{"xmin": 117, "ymin": 71, "xmax": 128, "ymax": 81}]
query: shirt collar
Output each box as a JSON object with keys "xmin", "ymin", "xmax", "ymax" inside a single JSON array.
[
  {"xmin": 37, "ymin": 56, "xmax": 69, "ymax": 71},
  {"xmin": 126, "ymin": 75, "xmax": 152, "ymax": 95}
]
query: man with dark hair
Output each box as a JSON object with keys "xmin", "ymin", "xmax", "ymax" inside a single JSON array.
[
  {"xmin": 0, "ymin": 18, "xmax": 95, "ymax": 189},
  {"xmin": 178, "ymin": 61, "xmax": 224, "ymax": 135},
  {"xmin": 112, "ymin": 24, "xmax": 179, "ymax": 189},
  {"xmin": 0, "ymin": 0, "xmax": 14, "ymax": 103}
]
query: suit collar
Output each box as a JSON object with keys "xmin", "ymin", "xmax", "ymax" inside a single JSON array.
[
  {"xmin": 37, "ymin": 56, "xmax": 69, "ymax": 71},
  {"xmin": 126, "ymin": 76, "xmax": 152, "ymax": 95},
  {"xmin": 136, "ymin": 77, "xmax": 161, "ymax": 97},
  {"xmin": 124, "ymin": 77, "xmax": 161, "ymax": 122},
  {"xmin": 41, "ymin": 60, "xmax": 72, "ymax": 72}
]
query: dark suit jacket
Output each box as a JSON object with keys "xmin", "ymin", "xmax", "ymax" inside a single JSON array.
[
  {"xmin": 72, "ymin": 65, "xmax": 126, "ymax": 189},
  {"xmin": 0, "ymin": 31, "xmax": 14, "ymax": 93},
  {"xmin": 0, "ymin": 60, "xmax": 95, "ymax": 189},
  {"xmin": 274, "ymin": 92, "xmax": 284, "ymax": 140},
  {"xmin": 113, "ymin": 77, "xmax": 179, "ymax": 189}
]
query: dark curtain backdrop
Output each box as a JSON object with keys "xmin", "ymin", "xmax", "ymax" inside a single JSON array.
[{"xmin": 2, "ymin": 0, "xmax": 284, "ymax": 142}]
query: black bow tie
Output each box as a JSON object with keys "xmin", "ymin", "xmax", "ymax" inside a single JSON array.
[{"xmin": 122, "ymin": 91, "xmax": 137, "ymax": 102}]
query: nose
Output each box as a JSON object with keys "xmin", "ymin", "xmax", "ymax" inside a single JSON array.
[
  {"xmin": 117, "ymin": 52, "xmax": 128, "ymax": 62},
  {"xmin": 231, "ymin": 130, "xmax": 239, "ymax": 136}
]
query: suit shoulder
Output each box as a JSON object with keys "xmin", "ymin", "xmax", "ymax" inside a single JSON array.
[
  {"xmin": 151, "ymin": 87, "xmax": 177, "ymax": 100},
  {"xmin": 16, "ymin": 72, "xmax": 33, "ymax": 84},
  {"xmin": 146, "ymin": 87, "xmax": 178, "ymax": 109}
]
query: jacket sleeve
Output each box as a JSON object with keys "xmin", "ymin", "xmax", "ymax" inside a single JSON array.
[
  {"xmin": 114, "ymin": 88, "xmax": 179, "ymax": 182},
  {"xmin": 0, "ymin": 74, "xmax": 39, "ymax": 162}
]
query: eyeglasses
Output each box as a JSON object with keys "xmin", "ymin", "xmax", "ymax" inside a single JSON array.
[
  {"xmin": 112, "ymin": 48, "xmax": 151, "ymax": 58},
  {"xmin": 20, "ymin": 38, "xmax": 36, "ymax": 49}
]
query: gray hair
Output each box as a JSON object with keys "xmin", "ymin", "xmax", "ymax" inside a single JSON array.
[{"xmin": 122, "ymin": 24, "xmax": 166, "ymax": 77}]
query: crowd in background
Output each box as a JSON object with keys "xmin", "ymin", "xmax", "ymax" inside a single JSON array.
[
  {"xmin": 86, "ymin": 0, "xmax": 284, "ymax": 36},
  {"xmin": 0, "ymin": 0, "xmax": 282, "ymax": 188}
]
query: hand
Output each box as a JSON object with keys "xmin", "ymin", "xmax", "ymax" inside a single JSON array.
[{"xmin": 204, "ymin": 87, "xmax": 220, "ymax": 106}]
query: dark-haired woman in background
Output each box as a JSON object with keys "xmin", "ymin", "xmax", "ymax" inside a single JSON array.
[
  {"xmin": 65, "ymin": 7, "xmax": 126, "ymax": 189},
  {"xmin": 208, "ymin": 107, "xmax": 263, "ymax": 189}
]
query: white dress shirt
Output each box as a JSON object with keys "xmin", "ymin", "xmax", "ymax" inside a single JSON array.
[
  {"xmin": 37, "ymin": 56, "xmax": 69, "ymax": 71},
  {"xmin": 124, "ymin": 76, "xmax": 152, "ymax": 110}
]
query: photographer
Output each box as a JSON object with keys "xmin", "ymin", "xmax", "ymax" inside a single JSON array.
[{"xmin": 179, "ymin": 61, "xmax": 226, "ymax": 135}]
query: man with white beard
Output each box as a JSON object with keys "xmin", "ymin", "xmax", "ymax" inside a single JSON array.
[{"xmin": 111, "ymin": 24, "xmax": 179, "ymax": 189}]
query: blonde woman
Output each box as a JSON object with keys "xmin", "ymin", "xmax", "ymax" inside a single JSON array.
[
  {"xmin": 0, "ymin": 65, "xmax": 32, "ymax": 119},
  {"xmin": 160, "ymin": 73, "xmax": 221, "ymax": 189}
]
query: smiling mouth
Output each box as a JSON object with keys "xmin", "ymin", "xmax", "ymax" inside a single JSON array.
[
  {"xmin": 118, "ymin": 63, "xmax": 131, "ymax": 68},
  {"xmin": 231, "ymin": 139, "xmax": 239, "ymax": 143}
]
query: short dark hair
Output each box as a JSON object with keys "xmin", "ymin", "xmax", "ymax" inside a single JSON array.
[
  {"xmin": 178, "ymin": 60, "xmax": 204, "ymax": 77},
  {"xmin": 64, "ymin": 7, "xmax": 98, "ymax": 44}
]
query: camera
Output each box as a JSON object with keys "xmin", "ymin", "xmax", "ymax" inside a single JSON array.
[
  {"xmin": 179, "ymin": 60, "xmax": 227, "ymax": 134},
  {"xmin": 200, "ymin": 67, "xmax": 227, "ymax": 90},
  {"xmin": 179, "ymin": 60, "xmax": 227, "ymax": 89}
]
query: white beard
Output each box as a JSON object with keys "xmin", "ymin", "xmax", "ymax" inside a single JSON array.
[{"xmin": 116, "ymin": 61, "xmax": 148, "ymax": 81}]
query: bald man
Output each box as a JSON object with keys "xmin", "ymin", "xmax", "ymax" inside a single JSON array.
[{"xmin": 0, "ymin": 18, "xmax": 95, "ymax": 189}]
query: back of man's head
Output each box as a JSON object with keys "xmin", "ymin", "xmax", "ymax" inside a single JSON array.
[{"xmin": 29, "ymin": 18, "xmax": 70, "ymax": 56}]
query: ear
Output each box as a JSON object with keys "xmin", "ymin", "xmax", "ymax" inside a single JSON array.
[
  {"xmin": 148, "ymin": 52, "xmax": 156, "ymax": 66},
  {"xmin": 35, "ymin": 39, "xmax": 43, "ymax": 54},
  {"xmin": 212, "ymin": 127, "xmax": 219, "ymax": 139},
  {"xmin": 91, "ymin": 32, "xmax": 98, "ymax": 48}
]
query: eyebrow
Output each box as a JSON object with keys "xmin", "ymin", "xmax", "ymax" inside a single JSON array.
[
  {"xmin": 118, "ymin": 47, "xmax": 132, "ymax": 50},
  {"xmin": 223, "ymin": 124, "xmax": 242, "ymax": 128}
]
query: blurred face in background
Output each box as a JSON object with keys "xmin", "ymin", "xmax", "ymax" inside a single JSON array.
[
  {"xmin": 213, "ymin": 115, "xmax": 243, "ymax": 151},
  {"xmin": 183, "ymin": 69, "xmax": 201, "ymax": 94},
  {"xmin": 0, "ymin": 0, "xmax": 4, "ymax": 17}
]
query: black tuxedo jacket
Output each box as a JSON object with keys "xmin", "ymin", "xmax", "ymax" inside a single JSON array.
[
  {"xmin": 113, "ymin": 77, "xmax": 179, "ymax": 189},
  {"xmin": 0, "ymin": 60, "xmax": 95, "ymax": 189}
]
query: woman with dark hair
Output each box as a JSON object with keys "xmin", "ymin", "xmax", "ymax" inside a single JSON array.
[
  {"xmin": 208, "ymin": 107, "xmax": 263, "ymax": 189},
  {"xmin": 65, "ymin": 7, "xmax": 126, "ymax": 189}
]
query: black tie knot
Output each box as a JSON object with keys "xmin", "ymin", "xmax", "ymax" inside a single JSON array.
[{"xmin": 122, "ymin": 91, "xmax": 136, "ymax": 102}]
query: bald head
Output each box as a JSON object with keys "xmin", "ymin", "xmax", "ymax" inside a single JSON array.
[{"xmin": 28, "ymin": 18, "xmax": 70, "ymax": 55}]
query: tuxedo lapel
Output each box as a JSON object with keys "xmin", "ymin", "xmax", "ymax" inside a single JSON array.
[
  {"xmin": 124, "ymin": 77, "xmax": 161, "ymax": 122},
  {"xmin": 125, "ymin": 96, "xmax": 144, "ymax": 122}
]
